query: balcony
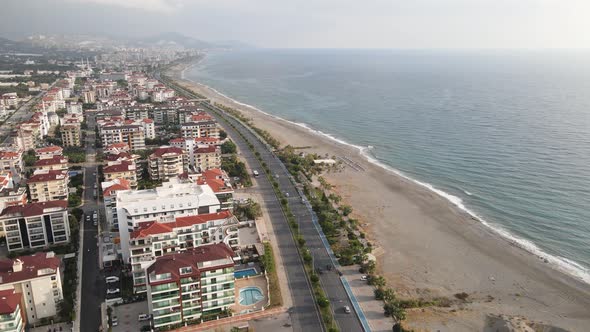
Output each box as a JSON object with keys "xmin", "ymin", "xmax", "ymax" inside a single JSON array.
[
  {"xmin": 152, "ymin": 299, "xmax": 180, "ymax": 309},
  {"xmin": 151, "ymin": 283, "xmax": 178, "ymax": 294},
  {"xmin": 151, "ymin": 290, "xmax": 179, "ymax": 301}
]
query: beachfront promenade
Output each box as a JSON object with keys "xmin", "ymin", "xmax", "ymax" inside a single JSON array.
[{"xmin": 157, "ymin": 70, "xmax": 367, "ymax": 332}]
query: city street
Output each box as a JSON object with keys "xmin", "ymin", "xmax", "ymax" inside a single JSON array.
[{"xmin": 78, "ymin": 112, "xmax": 104, "ymax": 332}]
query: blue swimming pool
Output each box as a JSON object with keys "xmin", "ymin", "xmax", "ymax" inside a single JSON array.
[
  {"xmin": 234, "ymin": 268, "xmax": 257, "ymax": 279},
  {"xmin": 239, "ymin": 286, "xmax": 264, "ymax": 305}
]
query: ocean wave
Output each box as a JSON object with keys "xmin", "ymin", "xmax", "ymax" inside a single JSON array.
[{"xmin": 182, "ymin": 69, "xmax": 590, "ymax": 286}]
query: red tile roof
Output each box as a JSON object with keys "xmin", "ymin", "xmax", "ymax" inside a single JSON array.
[
  {"xmin": 0, "ymin": 151, "xmax": 21, "ymax": 159},
  {"xmin": 27, "ymin": 170, "xmax": 67, "ymax": 183},
  {"xmin": 35, "ymin": 146, "xmax": 63, "ymax": 154},
  {"xmin": 103, "ymin": 161, "xmax": 135, "ymax": 173},
  {"xmin": 0, "ymin": 289, "xmax": 21, "ymax": 314},
  {"xmin": 0, "ymin": 252, "xmax": 61, "ymax": 284},
  {"xmin": 130, "ymin": 211, "xmax": 233, "ymax": 239},
  {"xmin": 103, "ymin": 179, "xmax": 132, "ymax": 197},
  {"xmin": 0, "ymin": 200, "xmax": 67, "ymax": 218},
  {"xmin": 34, "ymin": 155, "xmax": 68, "ymax": 167},
  {"xmin": 147, "ymin": 243, "xmax": 234, "ymax": 284},
  {"xmin": 194, "ymin": 146, "xmax": 219, "ymax": 154},
  {"xmin": 150, "ymin": 146, "xmax": 184, "ymax": 158}
]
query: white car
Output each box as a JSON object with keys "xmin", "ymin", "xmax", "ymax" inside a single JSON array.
[
  {"xmin": 360, "ymin": 275, "xmax": 368, "ymax": 281},
  {"xmin": 106, "ymin": 276, "xmax": 119, "ymax": 283},
  {"xmin": 111, "ymin": 316, "xmax": 118, "ymax": 327},
  {"xmin": 138, "ymin": 314, "xmax": 150, "ymax": 321},
  {"xmin": 344, "ymin": 306, "xmax": 351, "ymax": 314},
  {"xmin": 106, "ymin": 288, "xmax": 120, "ymax": 295}
]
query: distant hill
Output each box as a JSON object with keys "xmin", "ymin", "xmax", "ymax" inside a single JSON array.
[{"xmin": 133, "ymin": 32, "xmax": 255, "ymax": 50}]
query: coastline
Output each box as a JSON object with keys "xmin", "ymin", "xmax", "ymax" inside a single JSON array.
[{"xmin": 169, "ymin": 60, "xmax": 590, "ymax": 331}]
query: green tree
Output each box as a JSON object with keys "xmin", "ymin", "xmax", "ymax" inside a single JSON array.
[{"xmin": 221, "ymin": 140, "xmax": 237, "ymax": 154}]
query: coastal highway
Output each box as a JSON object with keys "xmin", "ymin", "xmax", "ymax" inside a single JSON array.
[
  {"xmin": 156, "ymin": 70, "xmax": 325, "ymax": 331},
  {"xmin": 156, "ymin": 70, "xmax": 365, "ymax": 332},
  {"xmin": 199, "ymin": 101, "xmax": 366, "ymax": 332},
  {"xmin": 204, "ymin": 105, "xmax": 326, "ymax": 331}
]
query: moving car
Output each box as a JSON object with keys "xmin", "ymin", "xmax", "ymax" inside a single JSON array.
[{"xmin": 344, "ymin": 306, "xmax": 351, "ymax": 314}]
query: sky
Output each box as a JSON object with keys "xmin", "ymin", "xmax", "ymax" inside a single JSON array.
[{"xmin": 1, "ymin": 0, "xmax": 589, "ymax": 49}]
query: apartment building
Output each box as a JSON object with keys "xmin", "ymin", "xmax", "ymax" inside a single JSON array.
[
  {"xmin": 82, "ymin": 90, "xmax": 96, "ymax": 104},
  {"xmin": 180, "ymin": 121, "xmax": 219, "ymax": 139},
  {"xmin": 100, "ymin": 124, "xmax": 146, "ymax": 151},
  {"xmin": 141, "ymin": 118, "xmax": 156, "ymax": 139},
  {"xmin": 194, "ymin": 146, "xmax": 221, "ymax": 172},
  {"xmin": 0, "ymin": 289, "xmax": 25, "ymax": 332},
  {"xmin": 60, "ymin": 122, "xmax": 82, "ymax": 147},
  {"xmin": 0, "ymin": 201, "xmax": 70, "ymax": 252},
  {"xmin": 0, "ymin": 172, "xmax": 27, "ymax": 211},
  {"xmin": 34, "ymin": 146, "xmax": 63, "ymax": 160},
  {"xmin": 195, "ymin": 169, "xmax": 234, "ymax": 210},
  {"xmin": 0, "ymin": 252, "xmax": 63, "ymax": 324},
  {"xmin": 116, "ymin": 178, "xmax": 221, "ymax": 263},
  {"xmin": 0, "ymin": 149, "xmax": 23, "ymax": 178},
  {"xmin": 103, "ymin": 160, "xmax": 137, "ymax": 189},
  {"xmin": 33, "ymin": 155, "xmax": 68, "ymax": 172},
  {"xmin": 101, "ymin": 178, "xmax": 131, "ymax": 230},
  {"xmin": 148, "ymin": 147, "xmax": 187, "ymax": 181},
  {"xmin": 27, "ymin": 170, "xmax": 69, "ymax": 202},
  {"xmin": 129, "ymin": 210, "xmax": 239, "ymax": 293},
  {"xmin": 146, "ymin": 243, "xmax": 236, "ymax": 330}
]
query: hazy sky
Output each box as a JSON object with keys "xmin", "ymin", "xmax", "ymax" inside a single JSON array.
[{"xmin": 1, "ymin": 0, "xmax": 589, "ymax": 48}]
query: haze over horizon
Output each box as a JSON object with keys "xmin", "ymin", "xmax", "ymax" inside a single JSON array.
[{"xmin": 1, "ymin": 0, "xmax": 590, "ymax": 49}]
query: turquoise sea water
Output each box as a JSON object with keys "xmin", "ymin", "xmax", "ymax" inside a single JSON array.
[{"xmin": 187, "ymin": 49, "xmax": 590, "ymax": 283}]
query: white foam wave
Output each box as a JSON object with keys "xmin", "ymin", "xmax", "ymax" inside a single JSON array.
[
  {"xmin": 464, "ymin": 189, "xmax": 473, "ymax": 196},
  {"xmin": 182, "ymin": 68, "xmax": 590, "ymax": 285}
]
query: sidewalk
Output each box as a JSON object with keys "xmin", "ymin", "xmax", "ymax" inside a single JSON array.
[{"xmin": 175, "ymin": 307, "xmax": 285, "ymax": 332}]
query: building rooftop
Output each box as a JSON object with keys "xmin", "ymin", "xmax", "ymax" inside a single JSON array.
[
  {"xmin": 147, "ymin": 243, "xmax": 234, "ymax": 285},
  {"xmin": 0, "ymin": 200, "xmax": 67, "ymax": 218},
  {"xmin": 150, "ymin": 146, "xmax": 184, "ymax": 158},
  {"xmin": 35, "ymin": 145, "xmax": 63, "ymax": 154},
  {"xmin": 103, "ymin": 160, "xmax": 135, "ymax": 173},
  {"xmin": 131, "ymin": 210, "xmax": 234, "ymax": 239},
  {"xmin": 0, "ymin": 289, "xmax": 21, "ymax": 314},
  {"xmin": 27, "ymin": 170, "xmax": 67, "ymax": 183},
  {"xmin": 34, "ymin": 155, "xmax": 68, "ymax": 167},
  {"xmin": 0, "ymin": 252, "xmax": 60, "ymax": 285},
  {"xmin": 194, "ymin": 146, "xmax": 219, "ymax": 154}
]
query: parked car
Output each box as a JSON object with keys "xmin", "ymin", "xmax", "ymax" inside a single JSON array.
[
  {"xmin": 360, "ymin": 275, "xmax": 368, "ymax": 281},
  {"xmin": 106, "ymin": 288, "xmax": 120, "ymax": 295},
  {"xmin": 93, "ymin": 221, "xmax": 97, "ymax": 226},
  {"xmin": 86, "ymin": 215, "xmax": 91, "ymax": 222},
  {"xmin": 111, "ymin": 316, "xmax": 118, "ymax": 326},
  {"xmin": 138, "ymin": 314, "xmax": 150, "ymax": 321},
  {"xmin": 106, "ymin": 276, "xmax": 119, "ymax": 283},
  {"xmin": 344, "ymin": 306, "xmax": 351, "ymax": 314}
]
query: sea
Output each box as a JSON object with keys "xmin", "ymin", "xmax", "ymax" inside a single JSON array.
[{"xmin": 186, "ymin": 49, "xmax": 590, "ymax": 284}]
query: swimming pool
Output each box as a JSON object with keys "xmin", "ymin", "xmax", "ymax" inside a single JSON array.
[
  {"xmin": 239, "ymin": 286, "xmax": 264, "ymax": 305},
  {"xmin": 234, "ymin": 268, "xmax": 257, "ymax": 279}
]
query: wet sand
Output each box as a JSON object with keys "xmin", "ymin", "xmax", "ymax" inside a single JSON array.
[{"xmin": 167, "ymin": 62, "xmax": 590, "ymax": 331}]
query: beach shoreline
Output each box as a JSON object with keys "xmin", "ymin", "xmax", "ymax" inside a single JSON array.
[{"xmin": 167, "ymin": 59, "xmax": 590, "ymax": 331}]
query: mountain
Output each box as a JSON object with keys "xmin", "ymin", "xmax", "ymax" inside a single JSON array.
[{"xmin": 133, "ymin": 32, "xmax": 214, "ymax": 49}]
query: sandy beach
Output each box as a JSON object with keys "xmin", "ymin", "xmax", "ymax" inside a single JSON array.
[{"xmin": 167, "ymin": 62, "xmax": 590, "ymax": 331}]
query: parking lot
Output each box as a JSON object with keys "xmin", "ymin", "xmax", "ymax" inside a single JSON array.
[{"xmin": 111, "ymin": 301, "xmax": 150, "ymax": 332}]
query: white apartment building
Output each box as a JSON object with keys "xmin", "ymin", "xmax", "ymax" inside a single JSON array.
[
  {"xmin": 180, "ymin": 121, "xmax": 219, "ymax": 139},
  {"xmin": 148, "ymin": 147, "xmax": 187, "ymax": 181},
  {"xmin": 0, "ymin": 289, "xmax": 25, "ymax": 332},
  {"xmin": 141, "ymin": 118, "xmax": 155, "ymax": 139},
  {"xmin": 26, "ymin": 170, "xmax": 69, "ymax": 202},
  {"xmin": 0, "ymin": 149, "xmax": 23, "ymax": 179},
  {"xmin": 103, "ymin": 160, "xmax": 137, "ymax": 189},
  {"xmin": 34, "ymin": 146, "xmax": 63, "ymax": 160},
  {"xmin": 115, "ymin": 178, "xmax": 221, "ymax": 263},
  {"xmin": 128, "ymin": 210, "xmax": 239, "ymax": 293},
  {"xmin": 0, "ymin": 252, "xmax": 63, "ymax": 324},
  {"xmin": 33, "ymin": 155, "xmax": 68, "ymax": 172},
  {"xmin": 100, "ymin": 124, "xmax": 146, "ymax": 151},
  {"xmin": 101, "ymin": 178, "xmax": 131, "ymax": 230},
  {"xmin": 66, "ymin": 102, "xmax": 83, "ymax": 114},
  {"xmin": 146, "ymin": 243, "xmax": 235, "ymax": 330},
  {"xmin": 0, "ymin": 201, "xmax": 70, "ymax": 252}
]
